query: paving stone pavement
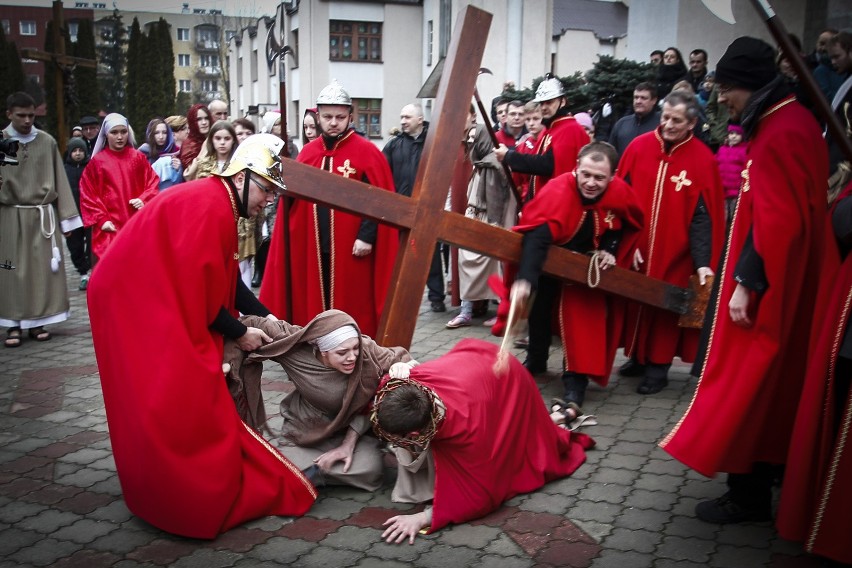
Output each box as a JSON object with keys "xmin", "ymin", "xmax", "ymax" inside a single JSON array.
[{"xmin": 0, "ymin": 260, "xmax": 825, "ymax": 567}]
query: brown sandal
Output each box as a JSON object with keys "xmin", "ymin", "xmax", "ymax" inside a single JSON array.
[
  {"xmin": 27, "ymin": 327, "xmax": 51, "ymax": 342},
  {"xmin": 5, "ymin": 327, "xmax": 22, "ymax": 348}
]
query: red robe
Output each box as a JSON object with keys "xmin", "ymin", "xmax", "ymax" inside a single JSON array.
[
  {"xmin": 512, "ymin": 133, "xmax": 538, "ymax": 201},
  {"xmin": 617, "ymin": 129, "xmax": 725, "ymax": 364},
  {"xmin": 260, "ymin": 131, "xmax": 398, "ymax": 337},
  {"xmin": 776, "ymin": 184, "xmax": 849, "ymax": 563},
  {"xmin": 79, "ymin": 146, "xmax": 160, "ymax": 260},
  {"xmin": 513, "ymin": 173, "xmax": 643, "ymax": 384},
  {"xmin": 660, "ymin": 97, "xmax": 832, "ymax": 477},
  {"xmin": 88, "ymin": 177, "xmax": 316, "ymax": 539},
  {"xmin": 386, "ymin": 339, "xmax": 594, "ymax": 532},
  {"xmin": 526, "ymin": 116, "xmax": 589, "ymax": 200}
]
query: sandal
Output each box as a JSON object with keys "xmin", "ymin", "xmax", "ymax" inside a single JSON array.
[
  {"xmin": 5, "ymin": 327, "xmax": 21, "ymax": 348},
  {"xmin": 27, "ymin": 327, "xmax": 51, "ymax": 342},
  {"xmin": 550, "ymin": 398, "xmax": 581, "ymax": 423},
  {"xmin": 445, "ymin": 313, "xmax": 472, "ymax": 329}
]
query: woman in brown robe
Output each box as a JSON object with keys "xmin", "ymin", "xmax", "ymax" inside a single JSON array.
[{"xmin": 224, "ymin": 310, "xmax": 414, "ymax": 491}]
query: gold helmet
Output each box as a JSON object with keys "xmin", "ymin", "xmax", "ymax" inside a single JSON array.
[{"xmin": 217, "ymin": 133, "xmax": 286, "ymax": 192}]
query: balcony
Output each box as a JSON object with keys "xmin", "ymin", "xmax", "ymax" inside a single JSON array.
[
  {"xmin": 196, "ymin": 39, "xmax": 220, "ymax": 52},
  {"xmin": 196, "ymin": 66, "xmax": 221, "ymax": 78}
]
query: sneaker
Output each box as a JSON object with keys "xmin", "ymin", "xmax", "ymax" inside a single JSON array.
[
  {"xmin": 695, "ymin": 493, "xmax": 771, "ymax": 524},
  {"xmin": 446, "ymin": 313, "xmax": 472, "ymax": 329},
  {"xmin": 430, "ymin": 300, "xmax": 446, "ymax": 313},
  {"xmin": 79, "ymin": 274, "xmax": 89, "ymax": 291}
]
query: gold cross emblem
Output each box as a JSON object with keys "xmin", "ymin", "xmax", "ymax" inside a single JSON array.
[
  {"xmin": 337, "ymin": 159, "xmax": 357, "ymax": 179},
  {"xmin": 741, "ymin": 160, "xmax": 752, "ymax": 193},
  {"xmin": 670, "ymin": 170, "xmax": 692, "ymax": 192},
  {"xmin": 604, "ymin": 210, "xmax": 615, "ymax": 229}
]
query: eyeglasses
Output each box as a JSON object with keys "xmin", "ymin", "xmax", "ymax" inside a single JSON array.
[{"xmin": 249, "ymin": 175, "xmax": 283, "ymax": 196}]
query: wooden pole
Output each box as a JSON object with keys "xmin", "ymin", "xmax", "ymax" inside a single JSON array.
[{"xmin": 52, "ymin": 0, "xmax": 67, "ymax": 153}]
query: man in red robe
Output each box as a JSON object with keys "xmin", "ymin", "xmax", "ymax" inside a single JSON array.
[
  {"xmin": 494, "ymin": 75, "xmax": 591, "ymax": 375},
  {"xmin": 260, "ymin": 81, "xmax": 398, "ymax": 338},
  {"xmin": 776, "ymin": 183, "xmax": 849, "ymax": 564},
  {"xmin": 660, "ymin": 37, "xmax": 832, "ymax": 525},
  {"xmin": 88, "ymin": 136, "xmax": 317, "ymax": 539},
  {"xmin": 372, "ymin": 339, "xmax": 595, "ymax": 543},
  {"xmin": 510, "ymin": 142, "xmax": 643, "ymax": 406},
  {"xmin": 616, "ymin": 90, "xmax": 725, "ymax": 395}
]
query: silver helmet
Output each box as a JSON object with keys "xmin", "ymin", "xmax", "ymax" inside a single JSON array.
[
  {"xmin": 316, "ymin": 79, "xmax": 352, "ymax": 107},
  {"xmin": 533, "ymin": 75, "xmax": 566, "ymax": 102}
]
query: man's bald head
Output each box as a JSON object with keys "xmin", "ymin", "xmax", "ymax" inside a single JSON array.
[
  {"xmin": 208, "ymin": 99, "xmax": 229, "ymax": 122},
  {"xmin": 400, "ymin": 103, "xmax": 424, "ymax": 138}
]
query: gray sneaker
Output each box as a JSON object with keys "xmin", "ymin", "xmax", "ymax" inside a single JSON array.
[{"xmin": 79, "ymin": 274, "xmax": 89, "ymax": 291}]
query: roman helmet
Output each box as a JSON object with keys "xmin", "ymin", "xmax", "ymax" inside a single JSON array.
[
  {"xmin": 533, "ymin": 74, "xmax": 566, "ymax": 103},
  {"xmin": 316, "ymin": 79, "xmax": 352, "ymax": 107},
  {"xmin": 217, "ymin": 133, "xmax": 286, "ymax": 216}
]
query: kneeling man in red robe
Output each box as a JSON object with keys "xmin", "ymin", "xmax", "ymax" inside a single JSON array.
[
  {"xmin": 88, "ymin": 135, "xmax": 317, "ymax": 539},
  {"xmin": 372, "ymin": 339, "xmax": 595, "ymax": 543}
]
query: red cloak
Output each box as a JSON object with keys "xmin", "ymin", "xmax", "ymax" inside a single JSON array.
[
  {"xmin": 617, "ymin": 129, "xmax": 725, "ymax": 364},
  {"xmin": 660, "ymin": 97, "xmax": 832, "ymax": 477},
  {"xmin": 776, "ymin": 184, "xmax": 849, "ymax": 563},
  {"xmin": 526, "ymin": 116, "xmax": 589, "ymax": 199},
  {"xmin": 79, "ymin": 146, "xmax": 160, "ymax": 260},
  {"xmin": 513, "ymin": 173, "xmax": 643, "ymax": 384},
  {"xmin": 88, "ymin": 177, "xmax": 316, "ymax": 539},
  {"xmin": 260, "ymin": 131, "xmax": 398, "ymax": 337},
  {"xmin": 389, "ymin": 339, "xmax": 594, "ymax": 532}
]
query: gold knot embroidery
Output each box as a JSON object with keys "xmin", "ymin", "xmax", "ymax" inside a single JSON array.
[{"xmin": 670, "ymin": 170, "xmax": 692, "ymax": 192}]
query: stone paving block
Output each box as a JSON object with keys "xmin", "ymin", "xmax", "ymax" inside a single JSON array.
[
  {"xmin": 438, "ymin": 523, "xmax": 502, "ymax": 548},
  {"xmin": 55, "ymin": 488, "xmax": 117, "ymax": 515},
  {"xmin": 52, "ymin": 517, "xmax": 118, "ymax": 543},
  {"xmin": 710, "ymin": 544, "xmax": 775, "ymax": 568},
  {"xmin": 55, "ymin": 466, "xmax": 114, "ymax": 488},
  {"xmin": 86, "ymin": 455, "xmax": 116, "ymax": 471},
  {"xmin": 51, "ymin": 548, "xmax": 123, "ymax": 568},
  {"xmin": 654, "ymin": 561, "xmax": 710, "ymax": 568},
  {"xmin": 366, "ymin": 534, "xmax": 434, "ymax": 562},
  {"xmin": 587, "ymin": 468, "xmax": 639, "ymax": 487},
  {"xmin": 307, "ymin": 496, "xmax": 373, "ymax": 521},
  {"xmin": 589, "ymin": 549, "xmax": 655, "ymax": 568},
  {"xmin": 243, "ymin": 516, "xmax": 296, "ymax": 532},
  {"xmin": 277, "ymin": 517, "xmax": 344, "ymax": 542},
  {"xmin": 470, "ymin": 553, "xmax": 533, "ymax": 568},
  {"xmin": 17, "ymin": 507, "xmax": 81, "ymax": 533},
  {"xmin": 716, "ymin": 522, "xmax": 774, "ymax": 547},
  {"xmin": 595, "ymin": 453, "xmax": 647, "ymax": 471},
  {"xmin": 8, "ymin": 537, "xmax": 84, "ymax": 567},
  {"xmin": 249, "ymin": 536, "xmax": 315, "ymax": 564},
  {"xmin": 536, "ymin": 539, "xmax": 600, "ymax": 568},
  {"xmin": 624, "ymin": 488, "xmax": 678, "ymax": 512},
  {"xmin": 540, "ymin": 476, "xmax": 588, "ymax": 496},
  {"xmin": 321, "ymin": 485, "xmax": 376, "ymax": 504},
  {"xmin": 567, "ymin": 500, "xmax": 621, "ymax": 524},
  {"xmin": 40, "ymin": 411, "xmax": 86, "ymax": 424},
  {"xmin": 126, "ymin": 537, "xmax": 204, "ymax": 565},
  {"xmin": 570, "ymin": 520, "xmax": 612, "ymax": 544},
  {"xmin": 171, "ymin": 548, "xmax": 242, "ymax": 568},
  {"xmin": 600, "ymin": 527, "xmax": 659, "ymax": 553},
  {"xmin": 87, "ymin": 476, "xmax": 124, "ymax": 497},
  {"xmin": 612, "ymin": 507, "xmax": 670, "ymax": 531},
  {"xmin": 520, "ymin": 492, "xmax": 576, "ymax": 513},
  {"xmin": 656, "ymin": 535, "xmax": 716, "ymax": 563},
  {"xmin": 88, "ymin": 527, "xmax": 157, "ymax": 555},
  {"xmin": 633, "ymin": 473, "xmax": 685, "ymax": 493},
  {"xmin": 320, "ymin": 525, "xmax": 379, "ymax": 551},
  {"xmin": 3, "ymin": 437, "xmax": 56, "ymax": 454},
  {"xmin": 678, "ymin": 478, "xmax": 726, "ymax": 500},
  {"xmin": 352, "ymin": 558, "xmax": 411, "ymax": 568},
  {"xmin": 663, "ymin": 514, "xmax": 720, "ymax": 540},
  {"xmin": 59, "ymin": 447, "xmax": 112, "ymax": 466},
  {"xmin": 670, "ymin": 496, "xmax": 703, "ymax": 517},
  {"xmin": 0, "ymin": 499, "xmax": 49, "ymax": 524},
  {"xmin": 415, "ymin": 544, "xmax": 481, "ymax": 568},
  {"xmin": 483, "ymin": 533, "xmax": 528, "ymax": 557},
  {"xmin": 0, "ymin": 527, "xmax": 45, "ymax": 557},
  {"xmin": 578, "ymin": 483, "xmax": 631, "ymax": 505},
  {"xmin": 291, "ymin": 545, "xmax": 364, "ymax": 568}
]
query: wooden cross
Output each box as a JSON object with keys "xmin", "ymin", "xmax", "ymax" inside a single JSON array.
[
  {"xmin": 670, "ymin": 170, "xmax": 692, "ymax": 192},
  {"xmin": 19, "ymin": 0, "xmax": 97, "ymax": 154},
  {"xmin": 277, "ymin": 5, "xmax": 691, "ymax": 349}
]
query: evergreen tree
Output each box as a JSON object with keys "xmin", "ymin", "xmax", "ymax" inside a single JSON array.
[
  {"xmin": 0, "ymin": 23, "xmax": 26, "ymax": 114},
  {"xmin": 154, "ymin": 19, "xmax": 175, "ymax": 118},
  {"xmin": 125, "ymin": 17, "xmax": 144, "ymax": 134},
  {"xmin": 73, "ymin": 19, "xmax": 100, "ymax": 120},
  {"xmin": 97, "ymin": 8, "xmax": 127, "ymax": 113},
  {"xmin": 583, "ymin": 56, "xmax": 657, "ymax": 118}
]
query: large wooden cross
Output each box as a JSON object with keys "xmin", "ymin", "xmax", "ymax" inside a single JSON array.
[
  {"xmin": 20, "ymin": 0, "xmax": 96, "ymax": 154},
  {"xmin": 279, "ymin": 5, "xmax": 690, "ymax": 349}
]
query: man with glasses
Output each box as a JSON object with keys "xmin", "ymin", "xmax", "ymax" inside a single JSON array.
[
  {"xmin": 79, "ymin": 115, "xmax": 100, "ymax": 156},
  {"xmin": 87, "ymin": 134, "xmax": 317, "ymax": 539}
]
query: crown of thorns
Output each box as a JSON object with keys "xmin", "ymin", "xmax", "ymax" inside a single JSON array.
[{"xmin": 370, "ymin": 378, "xmax": 445, "ymax": 456}]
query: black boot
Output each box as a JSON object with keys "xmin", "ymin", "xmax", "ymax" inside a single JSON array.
[
  {"xmin": 637, "ymin": 362, "xmax": 669, "ymax": 395},
  {"xmin": 562, "ymin": 372, "xmax": 589, "ymax": 407},
  {"xmin": 618, "ymin": 357, "xmax": 646, "ymax": 377},
  {"xmin": 252, "ymin": 237, "xmax": 270, "ymax": 288}
]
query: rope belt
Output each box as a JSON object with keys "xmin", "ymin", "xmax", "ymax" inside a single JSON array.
[{"xmin": 13, "ymin": 203, "xmax": 61, "ymax": 273}]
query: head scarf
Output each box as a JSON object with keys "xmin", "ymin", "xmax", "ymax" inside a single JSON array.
[
  {"xmin": 312, "ymin": 324, "xmax": 359, "ymax": 352},
  {"xmin": 261, "ymin": 111, "xmax": 281, "ymax": 134},
  {"xmin": 145, "ymin": 118, "xmax": 176, "ymax": 157},
  {"xmin": 91, "ymin": 113, "xmax": 135, "ymax": 157}
]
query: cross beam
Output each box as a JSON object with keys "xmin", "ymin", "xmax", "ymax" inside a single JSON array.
[{"xmin": 278, "ymin": 5, "xmax": 690, "ymax": 349}]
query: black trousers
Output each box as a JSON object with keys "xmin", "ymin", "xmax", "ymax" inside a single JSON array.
[
  {"xmin": 426, "ymin": 244, "xmax": 445, "ymax": 302},
  {"xmin": 726, "ymin": 462, "xmax": 780, "ymax": 508},
  {"xmin": 65, "ymin": 227, "xmax": 91, "ymax": 276},
  {"xmin": 527, "ymin": 275, "xmax": 559, "ymax": 365}
]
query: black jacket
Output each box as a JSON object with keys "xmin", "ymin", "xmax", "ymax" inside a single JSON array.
[{"xmin": 382, "ymin": 122, "xmax": 429, "ymax": 197}]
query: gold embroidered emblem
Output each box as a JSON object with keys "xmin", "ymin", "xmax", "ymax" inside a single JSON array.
[
  {"xmin": 670, "ymin": 170, "xmax": 692, "ymax": 192},
  {"xmin": 336, "ymin": 159, "xmax": 356, "ymax": 178},
  {"xmin": 741, "ymin": 160, "xmax": 752, "ymax": 193},
  {"xmin": 604, "ymin": 210, "xmax": 615, "ymax": 229}
]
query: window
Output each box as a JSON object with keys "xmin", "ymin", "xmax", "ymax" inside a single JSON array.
[
  {"xmin": 353, "ymin": 98, "xmax": 381, "ymax": 138},
  {"xmin": 427, "ymin": 20, "xmax": 433, "ymax": 66},
  {"xmin": 201, "ymin": 79, "xmax": 218, "ymax": 92},
  {"xmin": 250, "ymin": 49, "xmax": 257, "ymax": 82},
  {"xmin": 329, "ymin": 20, "xmax": 381, "ymax": 62},
  {"xmin": 178, "ymin": 53, "xmax": 190, "ymax": 67},
  {"xmin": 225, "ymin": 29, "xmax": 236, "ymax": 42},
  {"xmin": 179, "ymin": 79, "xmax": 192, "ymax": 92},
  {"xmin": 1, "ymin": 20, "xmax": 10, "ymax": 35},
  {"xmin": 200, "ymin": 54, "xmax": 219, "ymax": 69},
  {"xmin": 177, "ymin": 28, "xmax": 189, "ymax": 41},
  {"xmin": 68, "ymin": 21, "xmax": 79, "ymax": 42},
  {"xmin": 20, "ymin": 20, "xmax": 37, "ymax": 36}
]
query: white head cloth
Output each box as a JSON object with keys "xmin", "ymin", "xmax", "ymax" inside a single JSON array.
[
  {"xmin": 91, "ymin": 113, "xmax": 136, "ymax": 157},
  {"xmin": 312, "ymin": 324, "xmax": 359, "ymax": 352}
]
